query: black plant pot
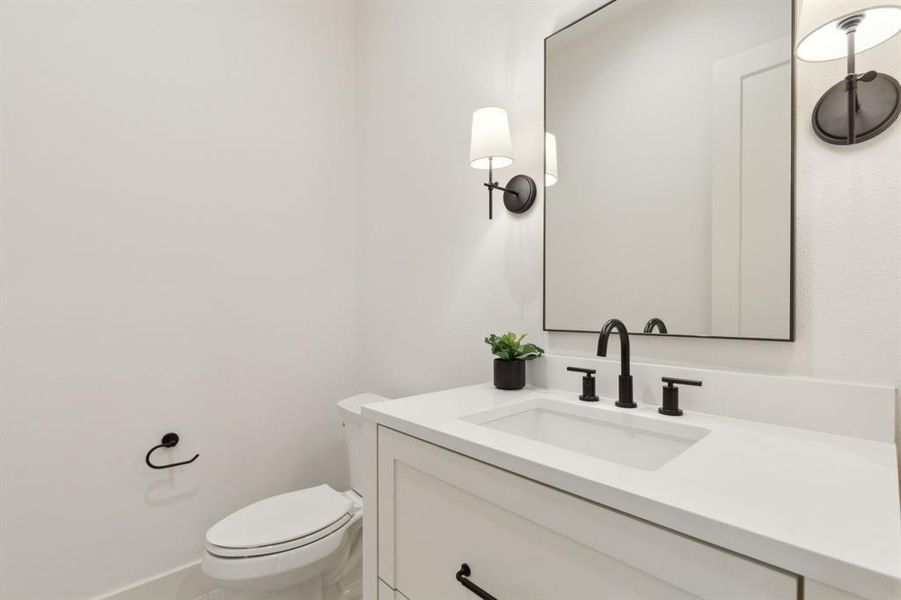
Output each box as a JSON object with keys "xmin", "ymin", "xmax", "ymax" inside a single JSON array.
[{"xmin": 494, "ymin": 359, "xmax": 526, "ymax": 390}]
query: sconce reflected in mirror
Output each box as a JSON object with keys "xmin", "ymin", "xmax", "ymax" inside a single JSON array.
[
  {"xmin": 469, "ymin": 107, "xmax": 537, "ymax": 219},
  {"xmin": 545, "ymin": 132, "xmax": 558, "ymax": 187},
  {"xmin": 796, "ymin": 0, "xmax": 901, "ymax": 144}
]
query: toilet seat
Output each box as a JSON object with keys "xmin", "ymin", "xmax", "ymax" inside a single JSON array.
[
  {"xmin": 206, "ymin": 485, "xmax": 355, "ymax": 558},
  {"xmin": 202, "ymin": 489, "xmax": 363, "ymax": 589}
]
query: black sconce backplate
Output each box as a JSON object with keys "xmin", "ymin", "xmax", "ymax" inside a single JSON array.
[
  {"xmin": 813, "ymin": 73, "xmax": 901, "ymax": 145},
  {"xmin": 502, "ymin": 174, "xmax": 537, "ymax": 214}
]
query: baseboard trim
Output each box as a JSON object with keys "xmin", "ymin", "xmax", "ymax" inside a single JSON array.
[{"xmin": 96, "ymin": 559, "xmax": 217, "ymax": 600}]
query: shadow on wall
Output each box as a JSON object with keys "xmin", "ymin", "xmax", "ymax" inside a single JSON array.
[{"xmin": 144, "ymin": 469, "xmax": 199, "ymax": 508}]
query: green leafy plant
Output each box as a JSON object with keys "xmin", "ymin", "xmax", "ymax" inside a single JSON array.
[{"xmin": 484, "ymin": 332, "xmax": 545, "ymax": 362}]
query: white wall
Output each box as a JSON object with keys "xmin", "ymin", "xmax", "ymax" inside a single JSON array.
[
  {"xmin": 355, "ymin": 0, "xmax": 900, "ymax": 445},
  {"xmin": 0, "ymin": 2, "xmax": 357, "ymax": 598},
  {"xmin": 355, "ymin": 0, "xmax": 576, "ymax": 398}
]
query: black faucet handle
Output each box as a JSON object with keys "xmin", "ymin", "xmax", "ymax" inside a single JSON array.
[
  {"xmin": 662, "ymin": 377, "xmax": 702, "ymax": 387},
  {"xmin": 567, "ymin": 366, "xmax": 599, "ymax": 402},
  {"xmin": 659, "ymin": 377, "xmax": 702, "ymax": 416},
  {"xmin": 567, "ymin": 366, "xmax": 596, "ymax": 377}
]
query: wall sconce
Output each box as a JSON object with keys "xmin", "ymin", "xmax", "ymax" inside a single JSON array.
[
  {"xmin": 469, "ymin": 107, "xmax": 536, "ymax": 219},
  {"xmin": 796, "ymin": 0, "xmax": 901, "ymax": 144},
  {"xmin": 545, "ymin": 132, "xmax": 558, "ymax": 187}
]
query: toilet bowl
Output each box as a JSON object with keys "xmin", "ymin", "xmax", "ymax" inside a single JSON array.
[{"xmin": 202, "ymin": 393, "xmax": 385, "ymax": 600}]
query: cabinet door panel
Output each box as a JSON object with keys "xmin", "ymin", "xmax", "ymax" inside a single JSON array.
[
  {"xmin": 804, "ymin": 580, "xmax": 868, "ymax": 600},
  {"xmin": 378, "ymin": 578, "xmax": 408, "ymax": 600},
  {"xmin": 394, "ymin": 460, "xmax": 699, "ymax": 599},
  {"xmin": 377, "ymin": 427, "xmax": 797, "ymax": 600}
]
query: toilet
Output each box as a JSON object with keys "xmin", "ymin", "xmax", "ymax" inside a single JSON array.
[{"xmin": 202, "ymin": 393, "xmax": 385, "ymax": 600}]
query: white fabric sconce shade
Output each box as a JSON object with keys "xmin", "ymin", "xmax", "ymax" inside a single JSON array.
[
  {"xmin": 796, "ymin": 1, "xmax": 901, "ymax": 61},
  {"xmin": 469, "ymin": 107, "xmax": 514, "ymax": 170},
  {"xmin": 545, "ymin": 132, "xmax": 558, "ymax": 187},
  {"xmin": 469, "ymin": 106, "xmax": 536, "ymax": 219}
]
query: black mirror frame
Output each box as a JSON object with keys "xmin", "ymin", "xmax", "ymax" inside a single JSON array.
[{"xmin": 541, "ymin": 0, "xmax": 796, "ymax": 343}]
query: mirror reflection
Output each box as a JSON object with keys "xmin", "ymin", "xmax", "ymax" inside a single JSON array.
[{"xmin": 545, "ymin": 0, "xmax": 793, "ymax": 340}]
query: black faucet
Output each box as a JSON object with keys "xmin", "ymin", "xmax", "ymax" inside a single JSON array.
[
  {"xmin": 643, "ymin": 317, "xmax": 668, "ymax": 334},
  {"xmin": 597, "ymin": 318, "xmax": 636, "ymax": 408}
]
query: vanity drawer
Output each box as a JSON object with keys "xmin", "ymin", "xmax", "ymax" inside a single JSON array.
[{"xmin": 377, "ymin": 427, "xmax": 798, "ymax": 600}]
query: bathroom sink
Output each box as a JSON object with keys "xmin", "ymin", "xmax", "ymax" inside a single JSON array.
[{"xmin": 463, "ymin": 399, "xmax": 709, "ymax": 470}]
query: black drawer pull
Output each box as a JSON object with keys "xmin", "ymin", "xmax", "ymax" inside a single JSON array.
[{"xmin": 456, "ymin": 563, "xmax": 498, "ymax": 600}]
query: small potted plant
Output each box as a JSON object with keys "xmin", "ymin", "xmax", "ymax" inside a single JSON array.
[{"xmin": 484, "ymin": 332, "xmax": 545, "ymax": 390}]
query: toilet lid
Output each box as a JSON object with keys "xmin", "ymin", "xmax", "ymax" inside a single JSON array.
[{"xmin": 206, "ymin": 485, "xmax": 353, "ymax": 551}]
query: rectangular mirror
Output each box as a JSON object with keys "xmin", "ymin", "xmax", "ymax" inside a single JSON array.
[{"xmin": 544, "ymin": 0, "xmax": 794, "ymax": 341}]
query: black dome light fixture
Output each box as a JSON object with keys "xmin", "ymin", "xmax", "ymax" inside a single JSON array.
[{"xmin": 796, "ymin": 2, "xmax": 901, "ymax": 145}]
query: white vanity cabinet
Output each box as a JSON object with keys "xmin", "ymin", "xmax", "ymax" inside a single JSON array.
[
  {"xmin": 378, "ymin": 579, "xmax": 408, "ymax": 600},
  {"xmin": 375, "ymin": 427, "xmax": 799, "ymax": 600}
]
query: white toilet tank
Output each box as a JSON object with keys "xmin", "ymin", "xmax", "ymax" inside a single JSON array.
[{"xmin": 337, "ymin": 393, "xmax": 386, "ymax": 496}]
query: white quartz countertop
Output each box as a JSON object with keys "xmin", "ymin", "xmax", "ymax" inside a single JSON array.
[{"xmin": 362, "ymin": 383, "xmax": 901, "ymax": 600}]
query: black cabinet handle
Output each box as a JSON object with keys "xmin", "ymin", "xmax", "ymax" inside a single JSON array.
[{"xmin": 455, "ymin": 563, "xmax": 498, "ymax": 600}]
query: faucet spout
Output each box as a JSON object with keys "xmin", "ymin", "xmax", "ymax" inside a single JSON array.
[
  {"xmin": 597, "ymin": 318, "xmax": 636, "ymax": 408},
  {"xmin": 597, "ymin": 318, "xmax": 630, "ymax": 375},
  {"xmin": 643, "ymin": 317, "xmax": 668, "ymax": 334}
]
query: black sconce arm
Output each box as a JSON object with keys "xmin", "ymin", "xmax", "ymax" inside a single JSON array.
[
  {"xmin": 483, "ymin": 162, "xmax": 517, "ymax": 220},
  {"xmin": 483, "ymin": 181, "xmax": 519, "ymax": 195},
  {"xmin": 481, "ymin": 160, "xmax": 536, "ymax": 220}
]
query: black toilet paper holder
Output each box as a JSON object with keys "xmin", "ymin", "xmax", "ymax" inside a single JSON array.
[{"xmin": 145, "ymin": 432, "xmax": 199, "ymax": 469}]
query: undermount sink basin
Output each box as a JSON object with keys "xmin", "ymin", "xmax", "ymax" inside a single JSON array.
[{"xmin": 463, "ymin": 398, "xmax": 709, "ymax": 470}]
